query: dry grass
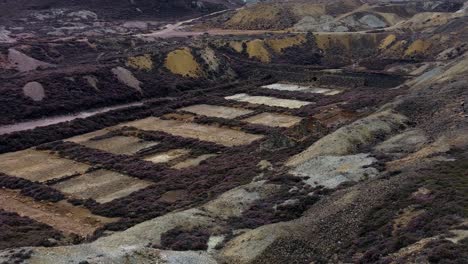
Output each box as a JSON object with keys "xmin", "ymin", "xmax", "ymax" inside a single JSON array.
[
  {"xmin": 246, "ymin": 40, "xmax": 271, "ymax": 63},
  {"xmin": 290, "ymin": 3, "xmax": 326, "ymax": 18},
  {"xmin": 126, "ymin": 54, "xmax": 153, "ymax": 71},
  {"xmin": 265, "ymin": 35, "xmax": 307, "ymax": 54},
  {"xmin": 164, "ymin": 47, "xmax": 201, "ymax": 78},
  {"xmin": 405, "ymin": 39, "xmax": 431, "ymax": 57},
  {"xmin": 0, "ymin": 149, "xmax": 90, "ymax": 183},
  {"xmin": 379, "ymin": 34, "xmax": 397, "ymax": 50},
  {"xmin": 229, "ymin": 41, "xmax": 245, "ymax": 53},
  {"xmin": 243, "ymin": 112, "xmax": 302, "ymax": 128},
  {"xmin": 225, "ymin": 4, "xmax": 284, "ymax": 29},
  {"xmin": 121, "ymin": 117, "xmax": 264, "ymax": 147},
  {"xmin": 52, "ymin": 169, "xmax": 152, "ymax": 204}
]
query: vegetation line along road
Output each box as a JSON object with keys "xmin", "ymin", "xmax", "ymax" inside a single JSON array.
[{"xmin": 0, "ymin": 102, "xmax": 144, "ymax": 135}]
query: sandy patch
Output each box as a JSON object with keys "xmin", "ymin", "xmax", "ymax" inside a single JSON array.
[
  {"xmin": 77, "ymin": 136, "xmax": 159, "ymax": 155},
  {"xmin": 0, "ymin": 149, "xmax": 90, "ymax": 183},
  {"xmin": 52, "ymin": 170, "xmax": 152, "ymax": 204},
  {"xmin": 242, "ymin": 112, "xmax": 302, "ymax": 128},
  {"xmin": 0, "ymin": 189, "xmax": 116, "ymax": 237},
  {"xmin": 144, "ymin": 149, "xmax": 190, "ymax": 164},
  {"xmin": 262, "ymin": 83, "xmax": 342, "ymax": 95},
  {"xmin": 265, "ymin": 35, "xmax": 306, "ymax": 54},
  {"xmin": 83, "ymin": 75, "xmax": 99, "ymax": 90},
  {"xmin": 8, "ymin": 48, "xmax": 53, "ymax": 72},
  {"xmin": 23, "ymin": 82, "xmax": 45, "ymax": 101},
  {"xmin": 225, "ymin": 93, "xmax": 312, "ymax": 109},
  {"xmin": 111, "ymin": 67, "xmax": 142, "ymax": 92},
  {"xmin": 246, "ymin": 40, "xmax": 271, "ymax": 63},
  {"xmin": 179, "ymin": 104, "xmax": 253, "ymax": 119},
  {"xmin": 172, "ymin": 154, "xmax": 217, "ymax": 169},
  {"xmin": 289, "ymin": 154, "xmax": 379, "ymax": 188},
  {"xmin": 122, "ymin": 117, "xmax": 263, "ymax": 147}
]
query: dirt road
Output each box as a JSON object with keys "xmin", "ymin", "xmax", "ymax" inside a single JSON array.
[{"xmin": 0, "ymin": 101, "xmax": 144, "ymax": 135}]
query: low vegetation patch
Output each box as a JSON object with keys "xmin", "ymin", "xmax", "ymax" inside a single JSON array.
[
  {"xmin": 160, "ymin": 227, "xmax": 210, "ymax": 251},
  {"xmin": 347, "ymin": 153, "xmax": 468, "ymax": 263},
  {"xmin": 0, "ymin": 173, "xmax": 64, "ymax": 202},
  {"xmin": 228, "ymin": 177, "xmax": 328, "ymax": 229},
  {"xmin": 0, "ymin": 210, "xmax": 63, "ymax": 250}
]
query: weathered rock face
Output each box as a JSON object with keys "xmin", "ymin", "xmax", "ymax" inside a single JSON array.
[
  {"xmin": 290, "ymin": 154, "xmax": 379, "ymax": 188},
  {"xmin": 202, "ymin": 181, "xmax": 281, "ymax": 219},
  {"xmin": 287, "ymin": 110, "xmax": 409, "ymax": 167}
]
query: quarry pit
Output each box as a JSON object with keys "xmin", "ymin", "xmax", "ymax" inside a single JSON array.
[{"xmin": 0, "ymin": 0, "xmax": 467, "ymax": 263}]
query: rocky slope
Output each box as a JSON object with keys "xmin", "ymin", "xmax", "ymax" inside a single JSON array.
[{"xmin": 203, "ymin": 0, "xmax": 466, "ymax": 31}]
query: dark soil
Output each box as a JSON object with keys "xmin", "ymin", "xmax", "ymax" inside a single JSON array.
[
  {"xmin": 0, "ymin": 173, "xmax": 65, "ymax": 202},
  {"xmin": 0, "ymin": 210, "xmax": 63, "ymax": 250},
  {"xmin": 160, "ymin": 227, "xmax": 210, "ymax": 251}
]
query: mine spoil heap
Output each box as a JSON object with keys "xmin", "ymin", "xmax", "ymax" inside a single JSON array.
[{"xmin": 0, "ymin": 0, "xmax": 467, "ymax": 263}]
